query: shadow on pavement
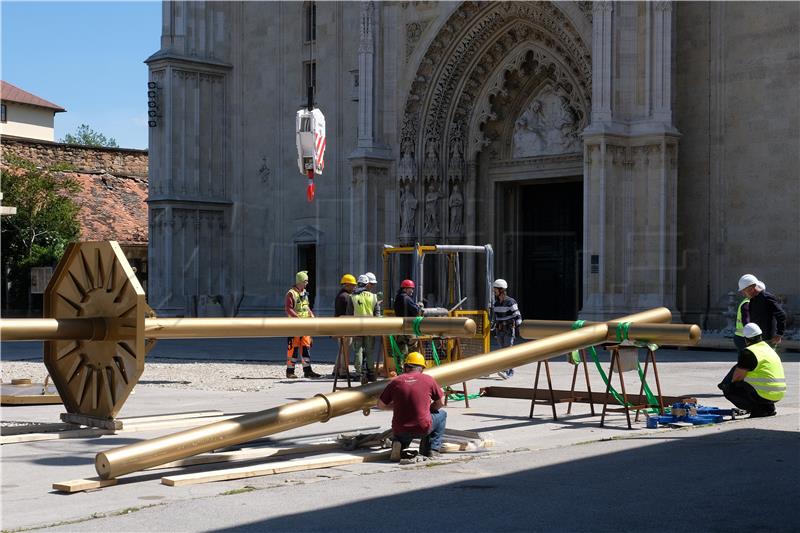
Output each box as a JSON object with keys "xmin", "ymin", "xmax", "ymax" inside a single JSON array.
[{"xmin": 210, "ymin": 427, "xmax": 800, "ymax": 533}]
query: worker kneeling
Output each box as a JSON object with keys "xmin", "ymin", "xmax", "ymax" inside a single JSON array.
[
  {"xmin": 718, "ymin": 323, "xmax": 786, "ymax": 418},
  {"xmin": 377, "ymin": 352, "xmax": 447, "ymax": 460}
]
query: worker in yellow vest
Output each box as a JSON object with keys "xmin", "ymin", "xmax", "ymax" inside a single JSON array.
[
  {"xmin": 285, "ymin": 271, "xmax": 321, "ymax": 379},
  {"xmin": 733, "ymin": 296, "xmax": 750, "ymax": 353},
  {"xmin": 350, "ymin": 273, "xmax": 380, "ymax": 382},
  {"xmin": 718, "ymin": 323, "xmax": 785, "ymax": 417}
]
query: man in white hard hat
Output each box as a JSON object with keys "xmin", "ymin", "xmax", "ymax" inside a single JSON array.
[
  {"xmin": 350, "ymin": 274, "xmax": 380, "ymax": 382},
  {"xmin": 718, "ymin": 323, "xmax": 786, "ymax": 418},
  {"xmin": 737, "ymin": 274, "xmax": 786, "ymax": 348},
  {"xmin": 491, "ymin": 278, "xmax": 523, "ymax": 379}
]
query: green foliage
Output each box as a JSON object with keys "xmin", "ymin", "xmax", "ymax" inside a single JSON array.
[
  {"xmin": 60, "ymin": 123, "xmax": 119, "ymax": 148},
  {"xmin": 1, "ymin": 154, "xmax": 81, "ymax": 309}
]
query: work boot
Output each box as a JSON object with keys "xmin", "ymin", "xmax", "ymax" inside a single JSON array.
[
  {"xmin": 366, "ymin": 371, "xmax": 377, "ymax": 383},
  {"xmin": 390, "ymin": 440, "xmax": 402, "ymax": 462},
  {"xmin": 303, "ymin": 368, "xmax": 322, "ymax": 379},
  {"xmin": 286, "ymin": 369, "xmax": 298, "ymax": 379},
  {"xmin": 419, "ymin": 435, "xmax": 431, "ymax": 457}
]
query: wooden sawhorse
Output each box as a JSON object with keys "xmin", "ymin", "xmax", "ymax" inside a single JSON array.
[
  {"xmin": 599, "ymin": 344, "xmax": 665, "ymax": 428},
  {"xmin": 529, "ymin": 349, "xmax": 595, "ymax": 421}
]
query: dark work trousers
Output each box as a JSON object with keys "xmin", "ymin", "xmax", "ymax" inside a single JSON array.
[
  {"xmin": 718, "ymin": 365, "xmax": 776, "ymax": 416},
  {"xmin": 394, "ymin": 409, "xmax": 447, "ymax": 452}
]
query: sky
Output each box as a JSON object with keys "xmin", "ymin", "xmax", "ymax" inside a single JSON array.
[{"xmin": 1, "ymin": 1, "xmax": 162, "ymax": 149}]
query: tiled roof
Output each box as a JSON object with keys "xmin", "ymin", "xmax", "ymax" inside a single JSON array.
[
  {"xmin": 1, "ymin": 80, "xmax": 66, "ymax": 112},
  {"xmin": 67, "ymin": 171, "xmax": 148, "ymax": 244}
]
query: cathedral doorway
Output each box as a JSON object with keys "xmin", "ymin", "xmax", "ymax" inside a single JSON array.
[{"xmin": 498, "ymin": 179, "xmax": 582, "ymax": 320}]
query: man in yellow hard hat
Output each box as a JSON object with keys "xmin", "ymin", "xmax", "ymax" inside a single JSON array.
[
  {"xmin": 377, "ymin": 351, "xmax": 447, "ymax": 460},
  {"xmin": 718, "ymin": 323, "xmax": 786, "ymax": 418},
  {"xmin": 285, "ymin": 271, "xmax": 321, "ymax": 379},
  {"xmin": 333, "ymin": 274, "xmax": 357, "ymax": 378}
]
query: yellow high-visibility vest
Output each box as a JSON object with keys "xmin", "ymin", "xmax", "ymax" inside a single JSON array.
[
  {"xmin": 288, "ymin": 288, "xmax": 311, "ymax": 318},
  {"xmin": 351, "ymin": 290, "xmax": 377, "ymax": 317},
  {"xmin": 744, "ymin": 341, "xmax": 786, "ymax": 402},
  {"xmin": 735, "ymin": 298, "xmax": 750, "ymax": 337}
]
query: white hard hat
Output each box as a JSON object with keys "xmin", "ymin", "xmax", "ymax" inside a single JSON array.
[
  {"xmin": 738, "ymin": 274, "xmax": 765, "ymax": 292},
  {"xmin": 357, "ymin": 274, "xmax": 369, "ymax": 285},
  {"xmin": 365, "ymin": 272, "xmax": 377, "ymax": 284},
  {"xmin": 742, "ymin": 323, "xmax": 763, "ymax": 339},
  {"xmin": 493, "ymin": 279, "xmax": 508, "ymax": 289}
]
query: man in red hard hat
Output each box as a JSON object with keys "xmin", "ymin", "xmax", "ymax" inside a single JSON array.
[{"xmin": 392, "ymin": 279, "xmax": 422, "ymax": 360}]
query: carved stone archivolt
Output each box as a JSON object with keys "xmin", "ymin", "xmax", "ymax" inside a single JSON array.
[{"xmin": 396, "ymin": 1, "xmax": 592, "ymax": 243}]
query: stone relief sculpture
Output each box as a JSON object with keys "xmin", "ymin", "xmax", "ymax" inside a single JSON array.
[
  {"xmin": 448, "ymin": 182, "xmax": 464, "ymax": 235},
  {"xmin": 399, "ymin": 182, "xmax": 417, "ymax": 236},
  {"xmin": 512, "ymin": 89, "xmax": 579, "ymax": 158},
  {"xmin": 423, "ymin": 182, "xmax": 441, "ymax": 236}
]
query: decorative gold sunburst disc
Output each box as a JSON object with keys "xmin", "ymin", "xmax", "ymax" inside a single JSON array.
[{"xmin": 43, "ymin": 242, "xmax": 147, "ymax": 419}]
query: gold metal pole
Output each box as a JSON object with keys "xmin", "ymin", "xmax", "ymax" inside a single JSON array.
[
  {"xmin": 0, "ymin": 318, "xmax": 109, "ymax": 341},
  {"xmin": 143, "ymin": 317, "xmax": 476, "ymax": 339},
  {"xmin": 95, "ymin": 323, "xmax": 610, "ymax": 479},
  {"xmin": 1, "ymin": 316, "xmax": 476, "ymax": 341},
  {"xmin": 520, "ymin": 322, "xmax": 701, "ymax": 346}
]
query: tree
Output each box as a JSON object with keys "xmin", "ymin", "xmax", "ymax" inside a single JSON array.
[
  {"xmin": 60, "ymin": 123, "xmax": 119, "ymax": 148},
  {"xmin": 1, "ymin": 154, "xmax": 81, "ymax": 311}
]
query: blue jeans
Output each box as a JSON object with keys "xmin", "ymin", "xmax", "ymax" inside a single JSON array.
[
  {"xmin": 394, "ymin": 409, "xmax": 447, "ymax": 451},
  {"xmin": 496, "ymin": 330, "xmax": 515, "ymax": 373}
]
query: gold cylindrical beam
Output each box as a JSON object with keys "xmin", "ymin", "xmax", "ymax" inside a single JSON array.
[
  {"xmin": 0, "ymin": 318, "xmax": 110, "ymax": 342},
  {"xmin": 143, "ymin": 316, "xmax": 476, "ymax": 339},
  {"xmin": 519, "ymin": 307, "xmax": 699, "ymax": 346},
  {"xmin": 0, "ymin": 316, "xmax": 476, "ymax": 342},
  {"xmin": 95, "ymin": 322, "xmax": 609, "ymax": 478},
  {"xmin": 520, "ymin": 322, "xmax": 701, "ymax": 346}
]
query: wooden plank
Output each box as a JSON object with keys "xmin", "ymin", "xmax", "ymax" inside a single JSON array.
[
  {"xmin": 60, "ymin": 413, "xmax": 122, "ymax": 430},
  {"xmin": 1, "ymin": 422, "xmax": 78, "ymax": 436},
  {"xmin": 147, "ymin": 441, "xmax": 342, "ymax": 470},
  {"xmin": 444, "ymin": 428, "xmax": 484, "ymax": 440},
  {"xmin": 118, "ymin": 415, "xmax": 236, "ymax": 432},
  {"xmin": 1, "ymin": 394, "xmax": 62, "ymax": 405},
  {"xmin": 1, "ymin": 428, "xmax": 115, "ymax": 445},
  {"xmin": 118, "ymin": 410, "xmax": 225, "ymax": 425},
  {"xmin": 161, "ymin": 450, "xmax": 391, "ymax": 487},
  {"xmin": 480, "ymin": 387, "xmax": 686, "ymax": 406},
  {"xmin": 52, "ymin": 477, "xmax": 118, "ymax": 493}
]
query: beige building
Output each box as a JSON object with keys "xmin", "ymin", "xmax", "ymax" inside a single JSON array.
[
  {"xmin": 0, "ymin": 81, "xmax": 65, "ymax": 142},
  {"xmin": 146, "ymin": 1, "xmax": 799, "ymax": 338}
]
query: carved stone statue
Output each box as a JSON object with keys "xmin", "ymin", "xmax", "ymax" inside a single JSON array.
[
  {"xmin": 423, "ymin": 182, "xmax": 441, "ymax": 236},
  {"xmin": 400, "ymin": 182, "xmax": 417, "ymax": 236},
  {"xmin": 448, "ymin": 182, "xmax": 464, "ymax": 235},
  {"xmin": 512, "ymin": 89, "xmax": 579, "ymax": 158}
]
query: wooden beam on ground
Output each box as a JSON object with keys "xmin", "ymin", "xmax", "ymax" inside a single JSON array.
[
  {"xmin": 1, "ymin": 382, "xmax": 62, "ymax": 406},
  {"xmin": 1, "ymin": 428, "xmax": 115, "ymax": 445},
  {"xmin": 161, "ymin": 450, "xmax": 391, "ymax": 487},
  {"xmin": 117, "ymin": 415, "xmax": 237, "ymax": 433},
  {"xmin": 147, "ymin": 441, "xmax": 342, "ymax": 470},
  {"xmin": 118, "ymin": 410, "xmax": 226, "ymax": 425},
  {"xmin": 52, "ymin": 477, "xmax": 118, "ymax": 493},
  {"xmin": 480, "ymin": 387, "xmax": 687, "ymax": 407},
  {"xmin": 1, "ymin": 422, "xmax": 77, "ymax": 436}
]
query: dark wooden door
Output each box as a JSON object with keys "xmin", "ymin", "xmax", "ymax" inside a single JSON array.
[{"xmin": 517, "ymin": 181, "xmax": 582, "ymax": 320}]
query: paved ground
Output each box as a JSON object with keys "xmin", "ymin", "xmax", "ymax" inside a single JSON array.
[{"xmin": 1, "ymin": 340, "xmax": 798, "ymax": 532}]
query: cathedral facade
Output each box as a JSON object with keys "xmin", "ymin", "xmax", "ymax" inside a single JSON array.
[{"xmin": 146, "ymin": 1, "xmax": 799, "ymax": 336}]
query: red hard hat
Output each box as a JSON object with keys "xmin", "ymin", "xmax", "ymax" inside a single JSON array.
[{"xmin": 401, "ymin": 279, "xmax": 415, "ymax": 288}]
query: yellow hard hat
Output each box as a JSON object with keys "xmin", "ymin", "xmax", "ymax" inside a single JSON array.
[
  {"xmin": 405, "ymin": 352, "xmax": 426, "ymax": 367},
  {"xmin": 340, "ymin": 274, "xmax": 356, "ymax": 285}
]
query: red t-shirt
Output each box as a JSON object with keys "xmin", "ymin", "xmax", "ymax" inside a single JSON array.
[{"xmin": 379, "ymin": 372, "xmax": 443, "ymax": 435}]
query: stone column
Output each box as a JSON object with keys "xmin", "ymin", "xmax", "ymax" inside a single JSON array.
[{"xmin": 581, "ymin": 1, "xmax": 681, "ymax": 320}]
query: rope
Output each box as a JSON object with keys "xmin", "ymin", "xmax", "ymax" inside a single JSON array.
[{"xmin": 387, "ymin": 335, "xmax": 405, "ymax": 375}]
